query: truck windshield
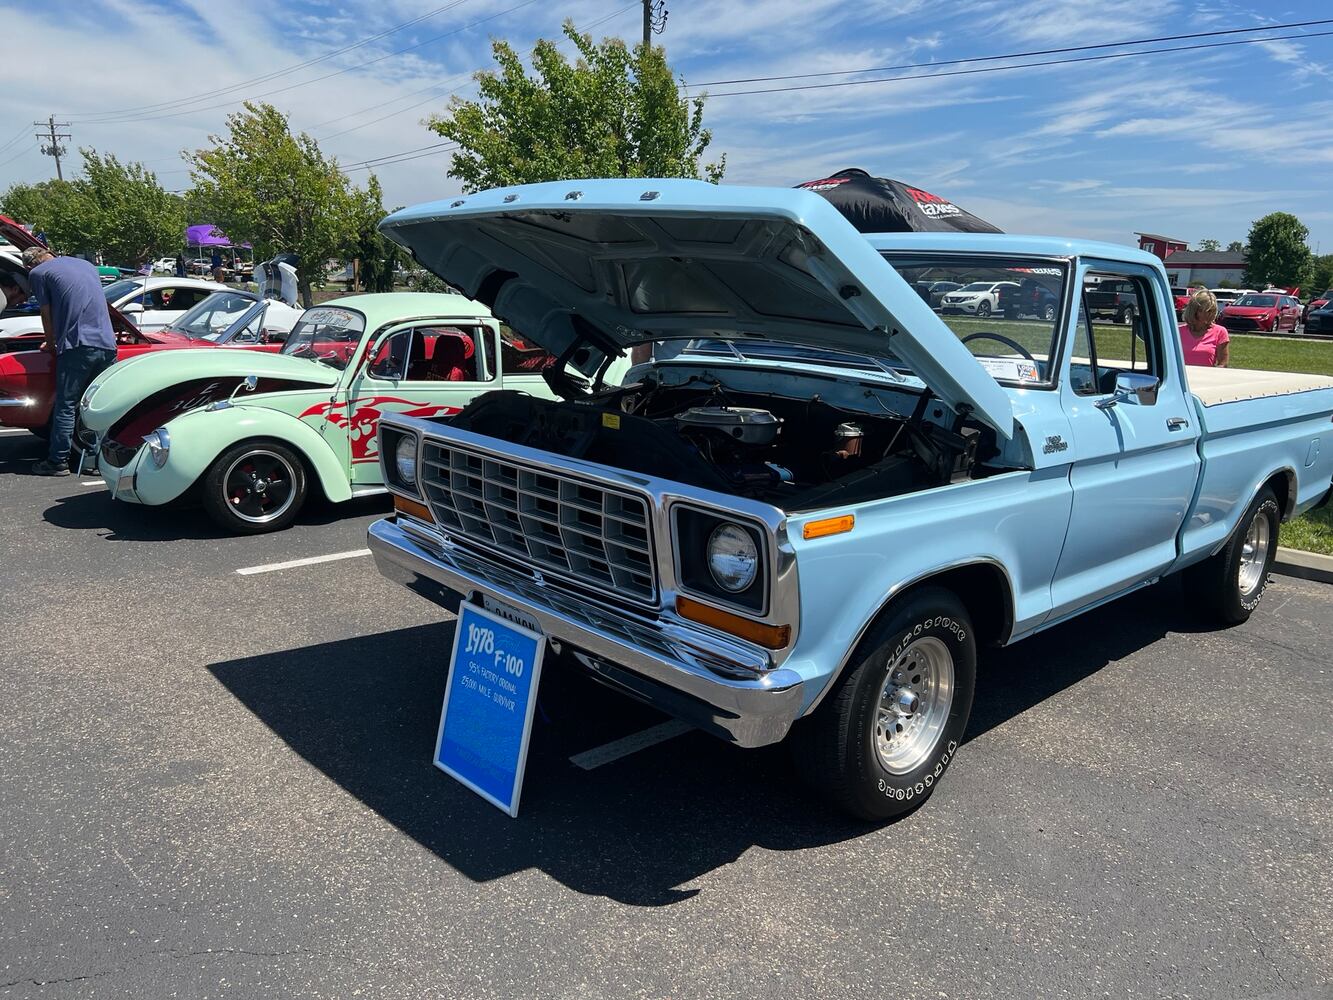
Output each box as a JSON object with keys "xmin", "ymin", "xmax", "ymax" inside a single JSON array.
[
  {"xmin": 281, "ymin": 306, "xmax": 366, "ymax": 369},
  {"xmin": 886, "ymin": 255, "xmax": 1070, "ymax": 387}
]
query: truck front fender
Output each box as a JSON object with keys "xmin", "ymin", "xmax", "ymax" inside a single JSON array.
[{"xmin": 125, "ymin": 404, "xmax": 351, "ymax": 506}]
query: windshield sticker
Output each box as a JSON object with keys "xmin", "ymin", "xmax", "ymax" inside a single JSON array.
[
  {"xmin": 302, "ymin": 308, "xmax": 356, "ymax": 329},
  {"xmin": 977, "ymin": 357, "xmax": 1040, "ymax": 382}
]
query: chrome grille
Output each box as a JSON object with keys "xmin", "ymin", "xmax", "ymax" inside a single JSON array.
[{"xmin": 421, "ymin": 440, "xmax": 657, "ymax": 604}]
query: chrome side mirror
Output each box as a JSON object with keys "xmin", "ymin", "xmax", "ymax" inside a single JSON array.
[
  {"xmin": 1096, "ymin": 372, "xmax": 1160, "ymax": 410},
  {"xmin": 228, "ymin": 375, "xmax": 259, "ymax": 403},
  {"xmin": 243, "ymin": 374, "xmax": 258, "ymax": 391}
]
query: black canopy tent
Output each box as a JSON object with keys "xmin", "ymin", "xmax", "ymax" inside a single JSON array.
[{"xmin": 796, "ymin": 168, "xmax": 1003, "ymax": 234}]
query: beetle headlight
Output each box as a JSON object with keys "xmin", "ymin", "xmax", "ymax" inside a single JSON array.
[
  {"xmin": 394, "ymin": 434, "xmax": 418, "ymax": 488},
  {"xmin": 707, "ymin": 523, "xmax": 759, "ymax": 593},
  {"xmin": 142, "ymin": 427, "xmax": 170, "ymax": 468}
]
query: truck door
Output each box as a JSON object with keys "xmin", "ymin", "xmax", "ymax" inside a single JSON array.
[
  {"xmin": 1049, "ymin": 261, "xmax": 1202, "ymax": 616},
  {"xmin": 344, "ymin": 319, "xmax": 500, "ymax": 484}
]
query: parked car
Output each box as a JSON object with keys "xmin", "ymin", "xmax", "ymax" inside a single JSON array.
[
  {"xmin": 0, "ymin": 276, "xmax": 229, "ymax": 351},
  {"xmin": 938, "ymin": 280, "xmax": 1017, "ymax": 316},
  {"xmin": 80, "ymin": 293, "xmax": 617, "ymax": 534},
  {"xmin": 151, "ymin": 257, "xmax": 179, "ymax": 274},
  {"xmin": 1085, "ymin": 277, "xmax": 1140, "ymax": 324},
  {"xmin": 1171, "ymin": 286, "xmax": 1194, "ymax": 319},
  {"xmin": 912, "ymin": 280, "xmax": 962, "ymax": 310},
  {"xmin": 998, "ymin": 277, "xmax": 1060, "ymax": 320},
  {"xmin": 366, "ymin": 180, "xmax": 1333, "ymax": 820},
  {"xmin": 1303, "ymin": 289, "xmax": 1332, "ymax": 325},
  {"xmin": 1217, "ymin": 292, "xmax": 1302, "ymax": 333},
  {"xmin": 1302, "ymin": 301, "xmax": 1333, "ymax": 334}
]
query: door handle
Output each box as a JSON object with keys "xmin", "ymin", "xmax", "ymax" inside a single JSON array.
[{"xmin": 1167, "ymin": 416, "xmax": 1190, "ymax": 431}]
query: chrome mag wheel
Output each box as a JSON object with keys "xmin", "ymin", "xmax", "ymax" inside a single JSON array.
[
  {"xmin": 874, "ymin": 636, "xmax": 955, "ymax": 775},
  {"xmin": 224, "ymin": 450, "xmax": 297, "ymax": 524},
  {"xmin": 1237, "ymin": 509, "xmax": 1272, "ymax": 598}
]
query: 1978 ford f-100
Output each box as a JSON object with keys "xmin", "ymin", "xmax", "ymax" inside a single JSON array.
[{"xmin": 365, "ymin": 180, "xmax": 1333, "ymax": 819}]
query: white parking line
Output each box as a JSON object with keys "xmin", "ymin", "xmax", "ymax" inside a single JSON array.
[
  {"xmin": 568, "ymin": 720, "xmax": 693, "ymax": 770},
  {"xmin": 81, "ymin": 480, "xmax": 105, "ymax": 487},
  {"xmin": 0, "ymin": 428, "xmax": 29, "ymax": 435},
  {"xmin": 235, "ymin": 548, "xmax": 371, "ymax": 576}
]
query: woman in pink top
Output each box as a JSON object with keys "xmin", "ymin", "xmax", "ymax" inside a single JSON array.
[{"xmin": 1178, "ymin": 288, "xmax": 1230, "ymax": 367}]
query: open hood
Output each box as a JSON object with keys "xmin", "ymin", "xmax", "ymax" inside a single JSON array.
[
  {"xmin": 379, "ymin": 180, "xmax": 1014, "ymax": 438},
  {"xmin": 80, "ymin": 348, "xmax": 340, "ymax": 434},
  {"xmin": 0, "ymin": 215, "xmax": 43, "ymax": 252}
]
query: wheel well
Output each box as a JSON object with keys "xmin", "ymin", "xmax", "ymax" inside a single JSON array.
[
  {"xmin": 924, "ymin": 563, "xmax": 1014, "ymax": 647},
  {"xmin": 196, "ymin": 435, "xmax": 324, "ymax": 501},
  {"xmin": 1263, "ymin": 469, "xmax": 1297, "ymax": 521}
]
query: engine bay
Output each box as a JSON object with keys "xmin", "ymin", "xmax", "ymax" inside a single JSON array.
[{"xmin": 447, "ymin": 375, "xmax": 997, "ymax": 511}]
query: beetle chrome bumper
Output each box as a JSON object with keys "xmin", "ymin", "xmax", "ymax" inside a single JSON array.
[{"xmin": 367, "ymin": 517, "xmax": 805, "ymax": 748}]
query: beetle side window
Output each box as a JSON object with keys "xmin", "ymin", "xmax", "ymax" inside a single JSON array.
[{"xmin": 367, "ymin": 330, "xmax": 414, "ymax": 380}]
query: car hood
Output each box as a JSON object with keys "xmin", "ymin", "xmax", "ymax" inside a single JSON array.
[
  {"xmin": 80, "ymin": 348, "xmax": 341, "ymax": 433},
  {"xmin": 0, "ymin": 215, "xmax": 43, "ymax": 252},
  {"xmin": 379, "ymin": 179, "xmax": 1016, "ymax": 438},
  {"xmin": 1223, "ymin": 306, "xmax": 1274, "ymax": 315}
]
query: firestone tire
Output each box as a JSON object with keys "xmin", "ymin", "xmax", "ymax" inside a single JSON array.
[
  {"xmin": 201, "ymin": 440, "xmax": 308, "ymax": 535},
  {"xmin": 1185, "ymin": 487, "xmax": 1280, "ymax": 626},
  {"xmin": 793, "ymin": 587, "xmax": 977, "ymax": 821}
]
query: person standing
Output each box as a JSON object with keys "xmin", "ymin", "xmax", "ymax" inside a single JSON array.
[
  {"xmin": 175, "ymin": 253, "xmax": 186, "ymax": 278},
  {"xmin": 211, "ymin": 248, "xmax": 224, "ymax": 283},
  {"xmin": 22, "ymin": 246, "xmax": 118, "ymax": 476},
  {"xmin": 1178, "ymin": 288, "xmax": 1230, "ymax": 367}
]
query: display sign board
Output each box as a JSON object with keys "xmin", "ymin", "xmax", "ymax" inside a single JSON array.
[{"xmin": 434, "ymin": 603, "xmax": 545, "ymax": 817}]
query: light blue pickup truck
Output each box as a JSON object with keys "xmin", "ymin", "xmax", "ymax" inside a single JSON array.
[{"xmin": 366, "ymin": 180, "xmax": 1333, "ymax": 819}]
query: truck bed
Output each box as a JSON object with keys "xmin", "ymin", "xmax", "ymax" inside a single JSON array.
[{"xmin": 1185, "ymin": 365, "xmax": 1333, "ymax": 406}]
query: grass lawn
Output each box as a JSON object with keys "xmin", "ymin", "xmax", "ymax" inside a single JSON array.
[{"xmin": 1281, "ymin": 502, "xmax": 1333, "ymax": 556}]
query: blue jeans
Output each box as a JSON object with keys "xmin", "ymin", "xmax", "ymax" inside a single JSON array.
[{"xmin": 48, "ymin": 345, "xmax": 117, "ymax": 465}]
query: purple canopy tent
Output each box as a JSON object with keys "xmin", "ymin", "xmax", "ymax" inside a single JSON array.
[{"xmin": 184, "ymin": 224, "xmax": 253, "ymax": 277}]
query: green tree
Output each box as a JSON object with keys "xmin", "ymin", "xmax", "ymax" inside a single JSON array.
[
  {"xmin": 188, "ymin": 102, "xmax": 360, "ymax": 305},
  {"xmin": 1, "ymin": 153, "xmax": 183, "ymax": 264},
  {"xmin": 1306, "ymin": 253, "xmax": 1333, "ymax": 295},
  {"xmin": 1197, "ymin": 238, "xmax": 1221, "ymax": 251},
  {"xmin": 1226, "ymin": 240, "xmax": 1245, "ymax": 253},
  {"xmin": 1244, "ymin": 212, "xmax": 1310, "ymax": 288},
  {"xmin": 426, "ymin": 22, "xmax": 724, "ymax": 192},
  {"xmin": 345, "ymin": 175, "xmax": 403, "ymax": 293}
]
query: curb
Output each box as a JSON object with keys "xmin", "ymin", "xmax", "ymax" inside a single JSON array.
[{"xmin": 1272, "ymin": 546, "xmax": 1333, "ymax": 585}]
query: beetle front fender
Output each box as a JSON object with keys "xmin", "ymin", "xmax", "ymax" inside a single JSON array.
[{"xmin": 117, "ymin": 405, "xmax": 352, "ymax": 506}]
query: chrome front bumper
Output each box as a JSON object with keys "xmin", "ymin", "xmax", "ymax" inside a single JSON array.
[{"xmin": 367, "ymin": 517, "xmax": 805, "ymax": 748}]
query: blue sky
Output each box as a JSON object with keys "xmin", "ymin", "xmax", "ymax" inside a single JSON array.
[{"xmin": 2, "ymin": 0, "xmax": 1331, "ymax": 254}]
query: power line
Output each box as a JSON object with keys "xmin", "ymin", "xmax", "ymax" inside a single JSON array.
[
  {"xmin": 690, "ymin": 17, "xmax": 1333, "ymax": 88},
  {"xmin": 64, "ymin": 0, "xmax": 479, "ymax": 122},
  {"xmin": 69, "ymin": 0, "xmax": 542, "ymax": 127},
  {"xmin": 698, "ymin": 28, "xmax": 1333, "ymax": 98},
  {"xmin": 0, "ymin": 125, "xmax": 29, "ymax": 157},
  {"xmin": 342, "ymin": 144, "xmax": 461, "ymax": 172},
  {"xmin": 0, "ymin": 144, "xmax": 37, "ymax": 171}
]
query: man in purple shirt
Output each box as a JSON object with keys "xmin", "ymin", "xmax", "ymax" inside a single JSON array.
[{"xmin": 22, "ymin": 246, "xmax": 118, "ymax": 476}]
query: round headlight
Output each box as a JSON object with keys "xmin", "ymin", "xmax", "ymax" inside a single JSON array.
[
  {"xmin": 394, "ymin": 435, "xmax": 418, "ymax": 488},
  {"xmin": 707, "ymin": 523, "xmax": 759, "ymax": 593}
]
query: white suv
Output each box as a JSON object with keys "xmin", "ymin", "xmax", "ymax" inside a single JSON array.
[{"xmin": 939, "ymin": 280, "xmax": 1018, "ymax": 317}]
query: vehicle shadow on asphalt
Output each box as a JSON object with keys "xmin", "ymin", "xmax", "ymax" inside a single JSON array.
[
  {"xmin": 967, "ymin": 575, "xmax": 1210, "ymax": 741},
  {"xmin": 41, "ymin": 491, "xmax": 392, "ymax": 541},
  {"xmin": 208, "ymin": 622, "xmax": 879, "ymax": 906},
  {"xmin": 208, "ymin": 578, "xmax": 1215, "ymax": 906}
]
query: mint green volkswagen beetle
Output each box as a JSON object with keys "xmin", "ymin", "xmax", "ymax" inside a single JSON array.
[{"xmin": 79, "ymin": 292, "xmax": 576, "ymax": 534}]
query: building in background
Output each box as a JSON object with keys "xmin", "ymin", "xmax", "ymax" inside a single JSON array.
[
  {"xmin": 1134, "ymin": 232, "xmax": 1189, "ymax": 260},
  {"xmin": 1159, "ymin": 250, "xmax": 1248, "ymax": 288}
]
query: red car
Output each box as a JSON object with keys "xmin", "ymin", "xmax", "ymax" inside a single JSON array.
[
  {"xmin": 0, "ymin": 218, "xmax": 280, "ymax": 436},
  {"xmin": 1216, "ymin": 292, "xmax": 1303, "ymax": 333},
  {"xmin": 1305, "ymin": 289, "xmax": 1332, "ymax": 326}
]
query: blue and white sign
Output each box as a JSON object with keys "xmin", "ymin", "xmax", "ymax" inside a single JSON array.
[{"xmin": 434, "ymin": 602, "xmax": 546, "ymax": 817}]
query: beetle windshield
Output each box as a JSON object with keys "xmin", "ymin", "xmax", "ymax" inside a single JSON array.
[{"xmin": 281, "ymin": 306, "xmax": 366, "ymax": 369}]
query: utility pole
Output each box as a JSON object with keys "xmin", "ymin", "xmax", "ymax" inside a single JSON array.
[
  {"xmin": 642, "ymin": 0, "xmax": 667, "ymax": 49},
  {"xmin": 34, "ymin": 115, "xmax": 71, "ymax": 181}
]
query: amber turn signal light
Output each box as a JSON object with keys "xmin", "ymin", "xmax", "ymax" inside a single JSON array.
[
  {"xmin": 675, "ymin": 595, "xmax": 791, "ymax": 650},
  {"xmin": 802, "ymin": 514, "xmax": 854, "ymax": 540},
  {"xmin": 393, "ymin": 494, "xmax": 434, "ymax": 523}
]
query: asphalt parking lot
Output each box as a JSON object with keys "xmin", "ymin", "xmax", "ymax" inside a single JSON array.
[{"xmin": 1, "ymin": 427, "xmax": 1330, "ymax": 1000}]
